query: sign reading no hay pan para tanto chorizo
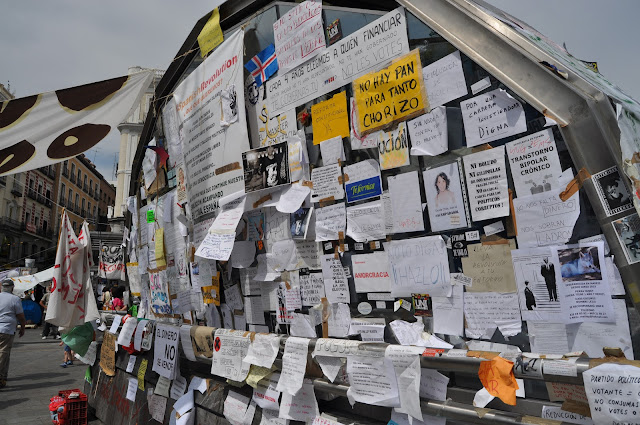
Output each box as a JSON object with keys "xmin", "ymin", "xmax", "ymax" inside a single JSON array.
[
  {"xmin": 354, "ymin": 49, "xmax": 428, "ymax": 135},
  {"xmin": 172, "ymin": 30, "xmax": 248, "ymax": 223},
  {"xmin": 461, "ymin": 88, "xmax": 527, "ymax": 147},
  {"xmin": 267, "ymin": 8, "xmax": 409, "ymax": 116}
]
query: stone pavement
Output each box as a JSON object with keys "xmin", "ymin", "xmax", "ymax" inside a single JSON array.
[{"xmin": 0, "ymin": 328, "xmax": 103, "ymax": 424}]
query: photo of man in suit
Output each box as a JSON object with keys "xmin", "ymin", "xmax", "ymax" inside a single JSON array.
[{"xmin": 540, "ymin": 257, "xmax": 558, "ymax": 302}]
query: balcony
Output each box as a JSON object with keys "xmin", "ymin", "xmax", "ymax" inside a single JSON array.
[
  {"xmin": 36, "ymin": 227, "xmax": 53, "ymax": 239},
  {"xmin": 59, "ymin": 196, "xmax": 66, "ymax": 205},
  {"xmin": 67, "ymin": 200, "xmax": 74, "ymax": 210},
  {"xmin": 11, "ymin": 184, "xmax": 22, "ymax": 197},
  {"xmin": 89, "ymin": 188, "xmax": 94, "ymax": 197},
  {"xmin": 76, "ymin": 179, "xmax": 82, "ymax": 188},
  {"xmin": 62, "ymin": 168, "xmax": 69, "ymax": 178},
  {"xmin": 81, "ymin": 209, "xmax": 87, "ymax": 217},
  {"xmin": 27, "ymin": 189, "xmax": 37, "ymax": 200},
  {"xmin": 70, "ymin": 175, "xmax": 76, "ymax": 184},
  {"xmin": 37, "ymin": 194, "xmax": 45, "ymax": 204},
  {"xmin": 83, "ymin": 183, "xmax": 89, "ymax": 192},
  {"xmin": 0, "ymin": 176, "xmax": 6, "ymax": 186},
  {"xmin": 0, "ymin": 217, "xmax": 23, "ymax": 231}
]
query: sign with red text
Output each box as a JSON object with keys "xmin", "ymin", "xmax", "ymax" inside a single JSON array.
[{"xmin": 99, "ymin": 244, "xmax": 126, "ymax": 281}]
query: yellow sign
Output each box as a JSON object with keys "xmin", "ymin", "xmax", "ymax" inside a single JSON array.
[
  {"xmin": 202, "ymin": 272, "xmax": 221, "ymax": 306},
  {"xmin": 311, "ymin": 91, "xmax": 350, "ymax": 144},
  {"xmin": 378, "ymin": 122, "xmax": 410, "ymax": 170},
  {"xmin": 353, "ymin": 49, "xmax": 428, "ymax": 134},
  {"xmin": 154, "ymin": 228, "xmax": 166, "ymax": 268},
  {"xmin": 197, "ymin": 8, "xmax": 224, "ymax": 58},
  {"xmin": 99, "ymin": 331, "xmax": 116, "ymax": 377},
  {"xmin": 138, "ymin": 359, "xmax": 148, "ymax": 391}
]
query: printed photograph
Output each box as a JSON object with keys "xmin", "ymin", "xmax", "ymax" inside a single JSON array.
[
  {"xmin": 290, "ymin": 207, "xmax": 313, "ymax": 239},
  {"xmin": 242, "ymin": 141, "xmax": 290, "ymax": 192},
  {"xmin": 593, "ymin": 166, "xmax": 634, "ymax": 216},
  {"xmin": 612, "ymin": 213, "xmax": 640, "ymax": 265},
  {"xmin": 557, "ymin": 246, "xmax": 602, "ymax": 282},
  {"xmin": 423, "ymin": 161, "xmax": 468, "ymax": 232}
]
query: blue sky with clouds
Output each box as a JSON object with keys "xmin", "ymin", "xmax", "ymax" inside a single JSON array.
[{"xmin": 1, "ymin": 0, "xmax": 638, "ymax": 180}]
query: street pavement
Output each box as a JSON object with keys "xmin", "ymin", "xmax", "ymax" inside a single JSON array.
[{"xmin": 0, "ymin": 328, "xmax": 103, "ymax": 424}]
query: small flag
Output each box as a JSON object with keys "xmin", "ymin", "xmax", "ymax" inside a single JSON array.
[{"xmin": 244, "ymin": 44, "xmax": 278, "ymax": 87}]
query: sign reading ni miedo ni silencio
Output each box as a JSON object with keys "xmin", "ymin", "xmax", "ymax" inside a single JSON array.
[{"xmin": 353, "ymin": 49, "xmax": 428, "ymax": 134}]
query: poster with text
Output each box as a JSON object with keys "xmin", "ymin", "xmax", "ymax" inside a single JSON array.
[
  {"xmin": 506, "ymin": 129, "xmax": 563, "ymax": 197},
  {"xmin": 423, "ymin": 50, "xmax": 468, "ymax": 108},
  {"xmin": 461, "ymin": 88, "xmax": 526, "ymax": 147},
  {"xmin": 379, "ymin": 122, "xmax": 410, "ymax": 170},
  {"xmin": 407, "ymin": 106, "xmax": 448, "ymax": 156},
  {"xmin": 423, "ymin": 161, "xmax": 468, "ymax": 232},
  {"xmin": 463, "ymin": 146, "xmax": 509, "ymax": 222},
  {"xmin": 173, "ymin": 30, "xmax": 248, "ymax": 223}
]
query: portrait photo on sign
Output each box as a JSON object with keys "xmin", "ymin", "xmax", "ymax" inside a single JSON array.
[
  {"xmin": 556, "ymin": 246, "xmax": 602, "ymax": 283},
  {"xmin": 593, "ymin": 166, "xmax": 634, "ymax": 216},
  {"xmin": 423, "ymin": 161, "xmax": 468, "ymax": 232},
  {"xmin": 290, "ymin": 207, "xmax": 313, "ymax": 239},
  {"xmin": 242, "ymin": 141, "xmax": 290, "ymax": 192},
  {"xmin": 612, "ymin": 213, "xmax": 640, "ymax": 265}
]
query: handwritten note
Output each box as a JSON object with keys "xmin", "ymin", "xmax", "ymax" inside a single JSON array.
[
  {"xmin": 321, "ymin": 255, "xmax": 350, "ymax": 303},
  {"xmin": 463, "ymin": 292, "xmax": 521, "ymax": 339},
  {"xmin": 253, "ymin": 372, "xmax": 281, "ymax": 411},
  {"xmin": 379, "ymin": 122, "xmax": 410, "ymax": 170},
  {"xmin": 273, "ymin": 0, "xmax": 324, "ymax": 73},
  {"xmin": 408, "ymin": 106, "xmax": 448, "ymax": 156},
  {"xmin": 423, "ymin": 50, "xmax": 468, "ymax": 108},
  {"xmin": 478, "ymin": 356, "xmax": 518, "ymax": 405},
  {"xmin": 385, "ymin": 236, "xmax": 451, "ymax": 297},
  {"xmin": 311, "ymin": 164, "xmax": 344, "ymax": 202},
  {"xmin": 346, "ymin": 201, "xmax": 385, "ymax": 242},
  {"xmin": 582, "ymin": 363, "xmax": 640, "ymax": 424},
  {"xmin": 354, "ymin": 49, "xmax": 427, "ymax": 134},
  {"xmin": 276, "ymin": 337, "xmax": 310, "ymax": 395},
  {"xmin": 346, "ymin": 355, "xmax": 400, "ymax": 407},
  {"xmin": 350, "ymin": 97, "xmax": 380, "ymax": 150},
  {"xmin": 210, "ymin": 328, "xmax": 251, "ymax": 382},
  {"xmin": 463, "ymin": 146, "xmax": 510, "ymax": 221},
  {"xmin": 313, "ymin": 92, "xmax": 350, "ymax": 144},
  {"xmin": 315, "ymin": 203, "xmax": 346, "ymax": 241},
  {"xmin": 279, "ymin": 379, "xmax": 319, "ymax": 421},
  {"xmin": 461, "ymin": 88, "xmax": 527, "ymax": 147},
  {"xmin": 388, "ymin": 170, "xmax": 425, "ymax": 233},
  {"xmin": 300, "ymin": 273, "xmax": 325, "ymax": 306},
  {"xmin": 462, "ymin": 241, "xmax": 517, "ymax": 292}
]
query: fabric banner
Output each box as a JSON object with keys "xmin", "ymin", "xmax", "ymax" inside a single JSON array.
[
  {"xmin": 0, "ymin": 71, "xmax": 153, "ymax": 175},
  {"xmin": 173, "ymin": 29, "xmax": 248, "ymax": 223},
  {"xmin": 99, "ymin": 244, "xmax": 126, "ymax": 281},
  {"xmin": 46, "ymin": 212, "xmax": 99, "ymax": 329}
]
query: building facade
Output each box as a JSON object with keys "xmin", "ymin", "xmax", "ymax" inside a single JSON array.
[{"xmin": 113, "ymin": 66, "xmax": 164, "ymax": 218}]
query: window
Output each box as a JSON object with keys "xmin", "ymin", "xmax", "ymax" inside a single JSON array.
[
  {"xmin": 31, "ymin": 244, "xmax": 37, "ymax": 256},
  {"xmin": 68, "ymin": 189, "xmax": 73, "ymax": 203},
  {"xmin": 40, "ymin": 247, "xmax": 45, "ymax": 260},
  {"xmin": 71, "ymin": 163, "xmax": 75, "ymax": 175},
  {"xmin": 25, "ymin": 211, "xmax": 30, "ymax": 223},
  {"xmin": 22, "ymin": 243, "xmax": 28, "ymax": 257},
  {"xmin": 82, "ymin": 198, "xmax": 85, "ymax": 210},
  {"xmin": 89, "ymin": 181, "xmax": 93, "ymax": 191},
  {"xmin": 75, "ymin": 194, "xmax": 79, "ymax": 209},
  {"xmin": 83, "ymin": 175, "xmax": 87, "ymax": 187},
  {"xmin": 29, "ymin": 179, "xmax": 34, "ymax": 189},
  {"xmin": 61, "ymin": 184, "xmax": 66, "ymax": 199},
  {"xmin": 35, "ymin": 216, "xmax": 39, "ymax": 228},
  {"xmin": 43, "ymin": 220, "xmax": 48, "ymax": 232},
  {"xmin": 77, "ymin": 170, "xmax": 81, "ymax": 183},
  {"xmin": 38, "ymin": 183, "xmax": 42, "ymax": 194},
  {"xmin": 93, "ymin": 206, "xmax": 96, "ymax": 217},
  {"xmin": 88, "ymin": 202, "xmax": 92, "ymax": 213}
]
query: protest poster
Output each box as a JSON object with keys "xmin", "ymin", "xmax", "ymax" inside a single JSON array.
[
  {"xmin": 423, "ymin": 50, "xmax": 468, "ymax": 108},
  {"xmin": 407, "ymin": 106, "xmax": 448, "ymax": 156},
  {"xmin": 354, "ymin": 50, "xmax": 428, "ymax": 134},
  {"xmin": 378, "ymin": 122, "xmax": 410, "ymax": 170},
  {"xmin": 211, "ymin": 328, "xmax": 251, "ymax": 382},
  {"xmin": 611, "ymin": 212, "xmax": 640, "ymax": 265},
  {"xmin": 352, "ymin": 252, "xmax": 391, "ymax": 293},
  {"xmin": 385, "ymin": 236, "xmax": 451, "ymax": 297},
  {"xmin": 343, "ymin": 159, "xmax": 382, "ymax": 203},
  {"xmin": 464, "ymin": 293, "xmax": 522, "ymax": 339},
  {"xmin": 506, "ymin": 129, "xmax": 563, "ymax": 197},
  {"xmin": 149, "ymin": 271, "xmax": 173, "ymax": 316},
  {"xmin": 583, "ymin": 363, "xmax": 640, "ymax": 425},
  {"xmin": 99, "ymin": 331, "xmax": 116, "ymax": 377},
  {"xmin": 461, "ymin": 241, "xmax": 517, "ymax": 293},
  {"xmin": 461, "ymin": 88, "xmax": 527, "ymax": 147},
  {"xmin": 423, "ymin": 161, "xmax": 468, "ymax": 232},
  {"xmin": 268, "ymin": 8, "xmax": 409, "ymax": 116},
  {"xmin": 99, "ymin": 244, "xmax": 126, "ymax": 281},
  {"xmin": 463, "ymin": 146, "xmax": 509, "ymax": 222},
  {"xmin": 388, "ymin": 171, "xmax": 424, "ymax": 233},
  {"xmin": 312, "ymin": 91, "xmax": 349, "ymax": 144},
  {"xmin": 310, "ymin": 164, "xmax": 344, "ymax": 202},
  {"xmin": 350, "ymin": 97, "xmax": 380, "ymax": 150},
  {"xmin": 273, "ymin": 0, "xmax": 325, "ymax": 73},
  {"xmin": 551, "ymin": 242, "xmax": 614, "ymax": 324},
  {"xmin": 152, "ymin": 324, "xmax": 180, "ymax": 379},
  {"xmin": 242, "ymin": 142, "xmax": 290, "ymax": 192},
  {"xmin": 173, "ymin": 30, "xmax": 248, "ymax": 222},
  {"xmin": 346, "ymin": 201, "xmax": 385, "ymax": 242}
]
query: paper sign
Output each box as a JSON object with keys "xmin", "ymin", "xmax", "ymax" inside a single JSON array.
[
  {"xmin": 461, "ymin": 88, "xmax": 527, "ymax": 147},
  {"xmin": 354, "ymin": 50, "xmax": 427, "ymax": 134},
  {"xmin": 253, "ymin": 372, "xmax": 281, "ymax": 411},
  {"xmin": 137, "ymin": 359, "xmax": 148, "ymax": 391},
  {"xmin": 279, "ymin": 379, "xmax": 319, "ymax": 421},
  {"xmin": 211, "ymin": 328, "xmax": 251, "ymax": 382},
  {"xmin": 352, "ymin": 252, "xmax": 391, "ymax": 293},
  {"xmin": 268, "ymin": 8, "xmax": 409, "ymax": 117},
  {"xmin": 224, "ymin": 390, "xmax": 250, "ymax": 425},
  {"xmin": 349, "ymin": 319, "xmax": 385, "ymax": 342},
  {"xmin": 541, "ymin": 406, "xmax": 593, "ymax": 424},
  {"xmin": 463, "ymin": 292, "xmax": 522, "ymax": 339},
  {"xmin": 462, "ymin": 241, "xmax": 517, "ymax": 292},
  {"xmin": 197, "ymin": 8, "xmax": 223, "ymax": 57},
  {"xmin": 313, "ymin": 92, "xmax": 349, "ymax": 144},
  {"xmin": 321, "ymin": 255, "xmax": 350, "ymax": 303},
  {"xmin": 514, "ymin": 188, "xmax": 580, "ymax": 248},
  {"xmin": 343, "ymin": 159, "xmax": 382, "ymax": 203},
  {"xmin": 148, "ymin": 394, "xmax": 168, "ymax": 423},
  {"xmin": 385, "ymin": 345, "xmax": 425, "ymax": 421},
  {"xmin": 276, "ymin": 337, "xmax": 310, "ymax": 395},
  {"xmin": 99, "ymin": 331, "xmax": 116, "ymax": 377},
  {"xmin": 506, "ymin": 128, "xmax": 563, "ymax": 197},
  {"xmin": 319, "ymin": 136, "xmax": 345, "ymax": 166},
  {"xmin": 388, "ymin": 171, "xmax": 425, "ymax": 233},
  {"xmin": 328, "ymin": 303, "xmax": 351, "ymax": 337},
  {"xmin": 170, "ymin": 375, "xmax": 187, "ymax": 400},
  {"xmin": 484, "ymin": 220, "xmax": 504, "ymax": 236},
  {"xmin": 423, "ymin": 161, "xmax": 468, "ymax": 231},
  {"xmin": 423, "ymin": 51, "xmax": 468, "ymax": 108},
  {"xmin": 346, "ymin": 201, "xmax": 385, "ymax": 242},
  {"xmin": 583, "ymin": 363, "xmax": 640, "ymax": 424},
  {"xmin": 463, "ymin": 146, "xmax": 510, "ymax": 221},
  {"xmin": 379, "ymin": 122, "xmax": 410, "ymax": 170},
  {"xmin": 315, "ymin": 203, "xmax": 346, "ymax": 241},
  {"xmin": 311, "ymin": 164, "xmax": 345, "ymax": 202},
  {"xmin": 273, "ymin": 0, "xmax": 324, "ymax": 73},
  {"xmin": 152, "ymin": 324, "xmax": 180, "ymax": 379},
  {"xmin": 126, "ymin": 377, "xmax": 137, "ymax": 402},
  {"xmin": 408, "ymin": 106, "xmax": 448, "ymax": 156},
  {"xmin": 350, "ymin": 97, "xmax": 381, "ymax": 150},
  {"xmin": 478, "ymin": 357, "xmax": 518, "ymax": 406},
  {"xmin": 470, "ymin": 77, "xmax": 491, "ymax": 95},
  {"xmin": 385, "ymin": 236, "xmax": 451, "ymax": 297},
  {"xmin": 301, "ymin": 273, "xmax": 325, "ymax": 306},
  {"xmin": 346, "ymin": 355, "xmax": 400, "ymax": 407},
  {"xmin": 126, "ymin": 355, "xmax": 137, "ymax": 373},
  {"xmin": 432, "ymin": 283, "xmax": 464, "ymax": 336}
]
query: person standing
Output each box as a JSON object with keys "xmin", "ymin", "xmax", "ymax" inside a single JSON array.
[
  {"xmin": 39, "ymin": 286, "xmax": 59, "ymax": 339},
  {"xmin": 0, "ymin": 278, "xmax": 26, "ymax": 388},
  {"xmin": 540, "ymin": 257, "xmax": 558, "ymax": 302}
]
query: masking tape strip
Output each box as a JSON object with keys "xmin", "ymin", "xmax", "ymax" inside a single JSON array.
[
  {"xmin": 319, "ymin": 196, "xmax": 335, "ymax": 207},
  {"xmin": 253, "ymin": 193, "xmax": 272, "ymax": 209},
  {"xmin": 301, "ymin": 180, "xmax": 313, "ymax": 188},
  {"xmin": 215, "ymin": 162, "xmax": 241, "ymax": 175},
  {"xmin": 369, "ymin": 241, "xmax": 377, "ymax": 250},
  {"xmin": 559, "ymin": 167, "xmax": 591, "ymax": 202},
  {"xmin": 481, "ymin": 235, "xmax": 510, "ymax": 245},
  {"xmin": 338, "ymin": 231, "xmax": 345, "ymax": 253},
  {"xmin": 467, "ymin": 350, "xmax": 499, "ymax": 360},
  {"xmin": 561, "ymin": 400, "xmax": 592, "ymax": 418},
  {"xmin": 508, "ymin": 188, "xmax": 517, "ymax": 237},
  {"xmin": 471, "ymin": 143, "xmax": 493, "ymax": 153},
  {"xmin": 321, "ymin": 298, "xmax": 329, "ymax": 338},
  {"xmin": 337, "ymin": 173, "xmax": 349, "ymax": 185}
]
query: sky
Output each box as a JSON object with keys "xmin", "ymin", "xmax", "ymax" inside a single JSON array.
[{"xmin": 2, "ymin": 0, "xmax": 639, "ymax": 180}]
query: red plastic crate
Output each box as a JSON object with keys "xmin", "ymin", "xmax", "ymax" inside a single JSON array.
[{"xmin": 57, "ymin": 389, "xmax": 88, "ymax": 425}]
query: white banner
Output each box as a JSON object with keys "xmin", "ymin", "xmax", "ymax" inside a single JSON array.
[
  {"xmin": 45, "ymin": 212, "xmax": 99, "ymax": 329},
  {"xmin": 0, "ymin": 71, "xmax": 152, "ymax": 176},
  {"xmin": 173, "ymin": 30, "xmax": 248, "ymax": 222},
  {"xmin": 99, "ymin": 244, "xmax": 126, "ymax": 281},
  {"xmin": 267, "ymin": 8, "xmax": 409, "ymax": 116}
]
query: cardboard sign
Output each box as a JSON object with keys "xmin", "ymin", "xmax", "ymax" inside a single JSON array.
[
  {"xmin": 354, "ymin": 50, "xmax": 428, "ymax": 134},
  {"xmin": 99, "ymin": 331, "xmax": 116, "ymax": 377},
  {"xmin": 312, "ymin": 91, "xmax": 350, "ymax": 144}
]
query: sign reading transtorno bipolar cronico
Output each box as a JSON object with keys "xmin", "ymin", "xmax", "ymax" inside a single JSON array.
[{"xmin": 353, "ymin": 49, "xmax": 428, "ymax": 134}]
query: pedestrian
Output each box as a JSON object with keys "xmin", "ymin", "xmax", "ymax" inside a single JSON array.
[
  {"xmin": 0, "ymin": 278, "xmax": 27, "ymax": 388},
  {"xmin": 58, "ymin": 341, "xmax": 74, "ymax": 368},
  {"xmin": 39, "ymin": 285, "xmax": 60, "ymax": 339}
]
